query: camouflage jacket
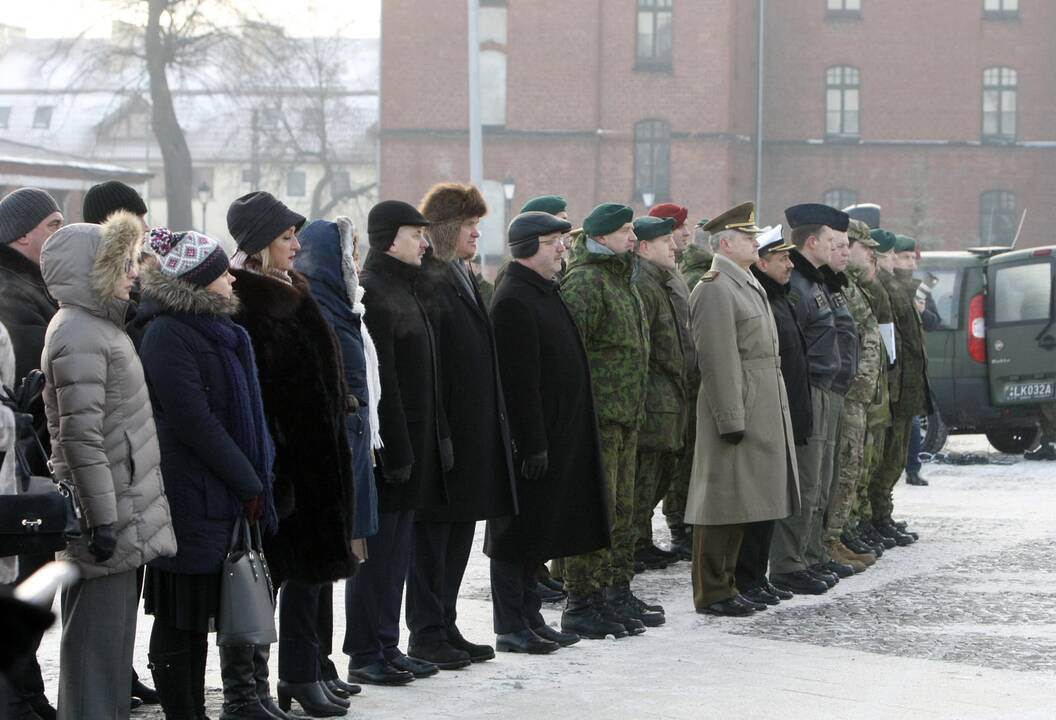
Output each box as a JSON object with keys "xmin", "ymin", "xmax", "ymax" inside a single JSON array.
[
  {"xmin": 844, "ymin": 267, "xmax": 884, "ymax": 409},
  {"xmin": 561, "ymin": 244, "xmax": 650, "ymax": 428},
  {"xmin": 679, "ymin": 244, "xmax": 714, "ymax": 291},
  {"xmin": 666, "ymin": 268, "xmax": 700, "ymax": 398},
  {"xmin": 891, "ymin": 268, "xmax": 930, "ymax": 417},
  {"xmin": 635, "ymin": 258, "xmax": 688, "ymax": 451}
]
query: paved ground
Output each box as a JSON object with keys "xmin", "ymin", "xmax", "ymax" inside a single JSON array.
[{"xmin": 34, "ymin": 434, "xmax": 1056, "ymax": 719}]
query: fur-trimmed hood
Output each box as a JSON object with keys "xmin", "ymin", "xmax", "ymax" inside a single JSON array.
[
  {"xmin": 40, "ymin": 211, "xmax": 143, "ymax": 325},
  {"xmin": 139, "ymin": 264, "xmax": 240, "ymax": 317},
  {"xmin": 419, "ymin": 183, "xmax": 487, "ymax": 262}
]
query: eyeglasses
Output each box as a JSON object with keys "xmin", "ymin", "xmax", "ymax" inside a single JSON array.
[{"xmin": 539, "ymin": 237, "xmax": 565, "ymax": 247}]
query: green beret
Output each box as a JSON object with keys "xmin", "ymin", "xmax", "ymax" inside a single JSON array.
[
  {"xmin": 583, "ymin": 202, "xmax": 633, "ymax": 238},
  {"xmin": 520, "ymin": 195, "xmax": 567, "ymax": 215},
  {"xmin": 695, "ymin": 217, "xmax": 711, "ymax": 229},
  {"xmin": 894, "ymin": 234, "xmax": 917, "ymax": 253},
  {"xmin": 633, "ymin": 216, "xmax": 675, "ymax": 243},
  {"xmin": 870, "ymin": 228, "xmax": 897, "ymax": 254}
]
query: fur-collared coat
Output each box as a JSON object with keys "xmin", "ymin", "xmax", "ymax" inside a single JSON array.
[{"xmin": 232, "ymin": 267, "xmax": 357, "ymax": 584}]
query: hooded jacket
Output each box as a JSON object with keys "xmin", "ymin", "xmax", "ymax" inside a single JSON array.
[{"xmin": 40, "ymin": 213, "xmax": 176, "ymax": 578}]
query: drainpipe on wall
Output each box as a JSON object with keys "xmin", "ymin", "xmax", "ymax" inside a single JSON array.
[{"xmin": 755, "ymin": 0, "xmax": 766, "ymax": 213}]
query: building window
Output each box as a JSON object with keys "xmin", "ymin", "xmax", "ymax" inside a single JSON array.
[
  {"xmin": 824, "ymin": 189, "xmax": 858, "ymax": 210},
  {"xmin": 33, "ymin": 106, "xmax": 53, "ymax": 129},
  {"xmin": 287, "ymin": 169, "xmax": 306, "ymax": 198},
  {"xmin": 636, "ymin": 0, "xmax": 673, "ymax": 70},
  {"xmin": 0, "ymin": 107, "xmax": 10, "ymax": 129},
  {"xmin": 826, "ymin": 66, "xmax": 860, "ymax": 138},
  {"xmin": 827, "ymin": 0, "xmax": 861, "ymax": 17},
  {"xmin": 634, "ymin": 119, "xmax": 671, "ymax": 203},
  {"xmin": 980, "ymin": 191, "xmax": 1017, "ymax": 245},
  {"xmin": 983, "ymin": 0, "xmax": 1018, "ymax": 19},
  {"xmin": 982, "ymin": 67, "xmax": 1017, "ymax": 142},
  {"xmin": 259, "ymin": 107, "xmax": 282, "ymax": 130}
]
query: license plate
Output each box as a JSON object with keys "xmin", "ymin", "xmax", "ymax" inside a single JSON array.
[{"xmin": 1002, "ymin": 381, "xmax": 1055, "ymax": 402}]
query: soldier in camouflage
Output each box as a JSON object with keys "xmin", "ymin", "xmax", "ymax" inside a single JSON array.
[
  {"xmin": 559, "ymin": 202, "xmax": 661, "ymax": 637},
  {"xmin": 679, "ymin": 220, "xmax": 714, "ymax": 290}
]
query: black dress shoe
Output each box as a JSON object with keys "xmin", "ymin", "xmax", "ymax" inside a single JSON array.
[
  {"xmin": 905, "ymin": 471, "xmax": 929, "ymax": 486},
  {"xmin": 496, "ymin": 629, "xmax": 560, "ymax": 654},
  {"xmin": 448, "ymin": 627, "xmax": 496, "ymax": 662},
  {"xmin": 822, "ymin": 560, "xmax": 855, "ymax": 578},
  {"xmin": 734, "ymin": 593, "xmax": 768, "ymax": 611},
  {"xmin": 325, "ymin": 677, "xmax": 361, "ymax": 698},
  {"xmin": 763, "ymin": 580, "xmax": 793, "ymax": 601},
  {"xmin": 539, "ymin": 575, "xmax": 565, "ymax": 593},
  {"xmin": 132, "ymin": 673, "xmax": 160, "ymax": 705},
  {"xmin": 532, "ymin": 624, "xmax": 580, "ymax": 646},
  {"xmin": 537, "ymin": 581, "xmax": 567, "ymax": 603},
  {"xmin": 347, "ymin": 661, "xmax": 415, "ymax": 686},
  {"xmin": 276, "ymin": 681, "xmax": 346, "ymax": 717},
  {"xmin": 698, "ymin": 597, "xmax": 754, "ymax": 616},
  {"xmin": 388, "ymin": 652, "xmax": 439, "ymax": 678},
  {"xmin": 742, "ymin": 586, "xmax": 780, "ymax": 606},
  {"xmin": 807, "ymin": 565, "xmax": 839, "ymax": 587},
  {"xmin": 407, "ymin": 641, "xmax": 472, "ymax": 670},
  {"xmin": 770, "ymin": 571, "xmax": 828, "ymax": 595},
  {"xmin": 318, "ymin": 680, "xmax": 350, "ymax": 708}
]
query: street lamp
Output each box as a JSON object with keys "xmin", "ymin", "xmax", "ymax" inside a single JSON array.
[
  {"xmin": 642, "ymin": 191, "xmax": 655, "ymax": 209},
  {"xmin": 197, "ymin": 181, "xmax": 211, "ymax": 234},
  {"xmin": 502, "ymin": 174, "xmax": 516, "ymax": 225}
]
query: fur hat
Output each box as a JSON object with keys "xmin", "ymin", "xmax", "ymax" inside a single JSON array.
[{"xmin": 418, "ymin": 183, "xmax": 487, "ymax": 262}]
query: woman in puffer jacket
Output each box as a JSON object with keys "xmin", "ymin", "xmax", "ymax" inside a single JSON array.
[
  {"xmin": 133, "ymin": 227, "xmax": 279, "ymax": 720},
  {"xmin": 39, "ymin": 211, "xmax": 176, "ymax": 720}
]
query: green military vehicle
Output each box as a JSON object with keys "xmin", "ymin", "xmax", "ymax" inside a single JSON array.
[{"xmin": 917, "ymin": 245, "xmax": 1055, "ymax": 453}]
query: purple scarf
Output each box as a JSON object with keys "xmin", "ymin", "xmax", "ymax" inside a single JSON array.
[{"xmin": 173, "ymin": 312, "xmax": 278, "ymax": 534}]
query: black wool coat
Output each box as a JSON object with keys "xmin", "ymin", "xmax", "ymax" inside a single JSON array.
[
  {"xmin": 485, "ymin": 261, "xmax": 610, "ymax": 562},
  {"xmin": 417, "ymin": 253, "xmax": 516, "ymax": 525},
  {"xmin": 231, "ymin": 268, "xmax": 357, "ymax": 584},
  {"xmin": 753, "ymin": 266, "xmax": 814, "ymax": 445},
  {"xmin": 359, "ymin": 251, "xmax": 448, "ymax": 513}
]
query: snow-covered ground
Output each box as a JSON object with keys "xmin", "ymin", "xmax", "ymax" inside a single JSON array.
[{"xmin": 34, "ymin": 434, "xmax": 1056, "ymax": 719}]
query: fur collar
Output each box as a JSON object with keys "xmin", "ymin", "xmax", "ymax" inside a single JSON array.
[
  {"xmin": 231, "ymin": 267, "xmax": 309, "ymax": 321},
  {"xmin": 140, "ymin": 265, "xmax": 240, "ymax": 316},
  {"xmin": 790, "ymin": 248, "xmax": 826, "ymax": 284},
  {"xmin": 335, "ymin": 216, "xmax": 362, "ymax": 314}
]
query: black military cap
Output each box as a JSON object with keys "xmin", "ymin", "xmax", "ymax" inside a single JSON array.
[
  {"xmin": 508, "ymin": 211, "xmax": 571, "ymax": 258},
  {"xmin": 844, "ymin": 202, "xmax": 881, "ymax": 230},
  {"xmin": 784, "ymin": 203, "xmax": 850, "ymax": 232},
  {"xmin": 367, "ymin": 200, "xmax": 430, "ymax": 251}
]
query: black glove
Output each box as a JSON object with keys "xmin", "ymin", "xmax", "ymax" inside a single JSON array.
[
  {"xmin": 720, "ymin": 430, "xmax": 745, "ymax": 445},
  {"xmin": 87, "ymin": 524, "xmax": 117, "ymax": 563},
  {"xmin": 13, "ymin": 412, "xmax": 35, "ymax": 442},
  {"xmin": 439, "ymin": 438, "xmax": 455, "ymax": 473},
  {"xmin": 384, "ymin": 464, "xmax": 412, "ymax": 486},
  {"xmin": 520, "ymin": 451, "xmax": 549, "ymax": 481}
]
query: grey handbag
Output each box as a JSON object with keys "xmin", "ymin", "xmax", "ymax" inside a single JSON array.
[{"xmin": 217, "ymin": 517, "xmax": 277, "ymax": 646}]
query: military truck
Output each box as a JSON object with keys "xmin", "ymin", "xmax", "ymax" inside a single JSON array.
[{"xmin": 917, "ymin": 245, "xmax": 1055, "ymax": 453}]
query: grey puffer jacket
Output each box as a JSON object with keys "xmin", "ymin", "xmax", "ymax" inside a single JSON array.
[{"xmin": 40, "ymin": 212, "xmax": 176, "ymax": 578}]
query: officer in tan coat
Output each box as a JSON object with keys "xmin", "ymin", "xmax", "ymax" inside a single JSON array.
[{"xmin": 685, "ymin": 202, "xmax": 800, "ymax": 617}]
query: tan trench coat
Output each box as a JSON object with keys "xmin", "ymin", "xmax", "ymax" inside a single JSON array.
[{"xmin": 684, "ymin": 252, "xmax": 800, "ymax": 526}]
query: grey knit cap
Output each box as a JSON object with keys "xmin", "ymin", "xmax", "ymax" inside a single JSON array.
[{"xmin": 0, "ymin": 188, "xmax": 61, "ymax": 244}]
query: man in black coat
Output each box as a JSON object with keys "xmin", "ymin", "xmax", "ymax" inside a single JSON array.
[
  {"xmin": 742, "ymin": 227, "xmax": 820, "ymax": 603},
  {"xmin": 346, "ymin": 200, "xmax": 452, "ymax": 687},
  {"xmin": 487, "ymin": 212, "xmax": 613, "ymax": 650},
  {"xmin": 407, "ymin": 183, "xmax": 517, "ymax": 668}
]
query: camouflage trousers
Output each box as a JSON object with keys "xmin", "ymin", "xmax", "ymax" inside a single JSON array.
[
  {"xmin": 825, "ymin": 400, "xmax": 867, "ymax": 541},
  {"xmin": 634, "ymin": 448, "xmax": 681, "ymax": 549},
  {"xmin": 870, "ymin": 414, "xmax": 913, "ymax": 521},
  {"xmin": 563, "ymin": 422, "xmax": 638, "ymax": 594},
  {"xmin": 852, "ymin": 424, "xmax": 882, "ymax": 523},
  {"xmin": 663, "ymin": 404, "xmax": 696, "ymax": 533}
]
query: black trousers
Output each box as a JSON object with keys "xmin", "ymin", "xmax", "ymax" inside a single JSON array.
[
  {"xmin": 489, "ymin": 558, "xmax": 545, "ymax": 635},
  {"xmin": 5, "ymin": 550, "xmax": 52, "ymax": 706},
  {"xmin": 279, "ymin": 581, "xmax": 331, "ymax": 682},
  {"xmin": 735, "ymin": 519, "xmax": 776, "ymax": 592},
  {"xmin": 406, "ymin": 519, "xmax": 476, "ymax": 645},
  {"xmin": 343, "ymin": 509, "xmax": 414, "ymax": 668}
]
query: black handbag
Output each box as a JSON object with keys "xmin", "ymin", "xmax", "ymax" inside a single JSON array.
[{"xmin": 217, "ymin": 517, "xmax": 277, "ymax": 646}]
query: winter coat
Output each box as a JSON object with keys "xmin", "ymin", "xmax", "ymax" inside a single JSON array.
[
  {"xmin": 0, "ymin": 406, "xmax": 17, "ymax": 583},
  {"xmin": 889, "ymin": 268, "xmax": 932, "ymax": 417},
  {"xmin": 822, "ymin": 267, "xmax": 860, "ymax": 397},
  {"xmin": 752, "ymin": 266, "xmax": 813, "ymax": 446},
  {"xmin": 679, "ymin": 245, "xmax": 714, "ymax": 291},
  {"xmin": 788, "ymin": 250, "xmax": 840, "ymax": 389},
  {"xmin": 359, "ymin": 251, "xmax": 449, "ymax": 513},
  {"xmin": 485, "ymin": 261, "xmax": 610, "ymax": 561},
  {"xmin": 39, "ymin": 216, "xmax": 176, "ymax": 579},
  {"xmin": 134, "ymin": 269, "xmax": 267, "ymax": 574},
  {"xmin": 560, "ymin": 246, "xmax": 650, "ymax": 429},
  {"xmin": 685, "ymin": 253, "xmax": 800, "ymax": 526},
  {"xmin": 417, "ymin": 253, "xmax": 516, "ymax": 524},
  {"xmin": 844, "ymin": 267, "xmax": 886, "ymax": 411},
  {"xmin": 666, "ymin": 268, "xmax": 700, "ymax": 400},
  {"xmin": 635, "ymin": 258, "xmax": 687, "ymax": 452},
  {"xmin": 231, "ymin": 268, "xmax": 357, "ymax": 584},
  {"xmin": 295, "ymin": 218, "xmax": 379, "ymax": 539}
]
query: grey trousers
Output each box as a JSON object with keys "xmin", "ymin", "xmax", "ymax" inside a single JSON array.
[
  {"xmin": 58, "ymin": 569, "xmax": 139, "ymax": 720},
  {"xmin": 806, "ymin": 392, "xmax": 845, "ymax": 566},
  {"xmin": 770, "ymin": 386, "xmax": 839, "ymax": 575}
]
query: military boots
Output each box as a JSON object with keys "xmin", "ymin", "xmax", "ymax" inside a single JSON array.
[{"xmin": 560, "ymin": 593, "xmax": 628, "ymax": 640}]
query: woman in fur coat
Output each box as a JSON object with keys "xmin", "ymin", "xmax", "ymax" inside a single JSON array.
[{"xmin": 226, "ymin": 191, "xmax": 356, "ymax": 719}]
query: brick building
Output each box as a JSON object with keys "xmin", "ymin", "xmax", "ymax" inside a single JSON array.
[{"xmin": 379, "ymin": 0, "xmax": 1055, "ymax": 263}]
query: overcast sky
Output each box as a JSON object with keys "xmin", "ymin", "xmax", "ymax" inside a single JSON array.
[{"xmin": 1, "ymin": 0, "xmax": 381, "ymax": 38}]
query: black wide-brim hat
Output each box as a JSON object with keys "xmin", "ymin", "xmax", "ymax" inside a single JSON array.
[{"xmin": 227, "ymin": 191, "xmax": 306, "ymax": 255}]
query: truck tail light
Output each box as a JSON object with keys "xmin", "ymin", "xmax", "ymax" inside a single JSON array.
[{"xmin": 968, "ymin": 293, "xmax": 986, "ymax": 364}]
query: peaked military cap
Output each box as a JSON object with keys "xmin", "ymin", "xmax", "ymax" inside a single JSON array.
[
  {"xmin": 633, "ymin": 215, "xmax": 676, "ymax": 243},
  {"xmin": 694, "ymin": 217, "xmax": 712, "ymax": 229},
  {"xmin": 785, "ymin": 203, "xmax": 850, "ymax": 232},
  {"xmin": 583, "ymin": 202, "xmax": 633, "ymax": 238},
  {"xmin": 870, "ymin": 228, "xmax": 897, "ymax": 254},
  {"xmin": 756, "ymin": 224, "xmax": 795, "ymax": 254},
  {"xmin": 844, "ymin": 203, "xmax": 881, "ymax": 230},
  {"xmin": 894, "ymin": 234, "xmax": 917, "ymax": 253},
  {"xmin": 701, "ymin": 201, "xmax": 763, "ymax": 234},
  {"xmin": 848, "ymin": 218, "xmax": 879, "ymax": 247},
  {"xmin": 520, "ymin": 195, "xmax": 567, "ymax": 215}
]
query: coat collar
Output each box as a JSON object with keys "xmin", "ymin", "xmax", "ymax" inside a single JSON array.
[
  {"xmin": 0, "ymin": 243, "xmax": 47, "ymax": 287},
  {"xmin": 231, "ymin": 267, "xmax": 308, "ymax": 321},
  {"xmin": 711, "ymin": 252, "xmax": 753, "ymax": 287},
  {"xmin": 504, "ymin": 260, "xmax": 559, "ymax": 295},
  {"xmin": 790, "ymin": 248, "xmax": 826, "ymax": 284},
  {"xmin": 363, "ymin": 248, "xmax": 421, "ymax": 286},
  {"xmin": 750, "ymin": 265, "xmax": 790, "ymax": 301}
]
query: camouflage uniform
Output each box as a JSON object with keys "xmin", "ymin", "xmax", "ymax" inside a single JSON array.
[
  {"xmin": 662, "ymin": 267, "xmax": 699, "ymax": 537},
  {"xmin": 560, "ymin": 243, "xmax": 650, "ymax": 593},
  {"xmin": 854, "ymin": 274, "xmax": 893, "ymax": 523},
  {"xmin": 632, "ymin": 258, "xmax": 687, "ymax": 550},
  {"xmin": 679, "ymin": 244, "xmax": 714, "ymax": 291}
]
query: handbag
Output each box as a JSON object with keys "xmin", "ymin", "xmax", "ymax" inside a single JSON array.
[{"xmin": 217, "ymin": 516, "xmax": 277, "ymax": 646}]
